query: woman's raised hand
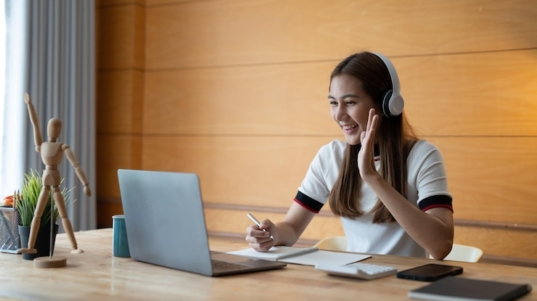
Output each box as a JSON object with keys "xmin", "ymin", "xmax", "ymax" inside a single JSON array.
[{"xmin": 358, "ymin": 108, "xmax": 379, "ymax": 181}]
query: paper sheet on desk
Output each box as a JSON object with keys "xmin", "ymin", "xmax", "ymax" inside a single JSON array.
[
  {"xmin": 228, "ymin": 246, "xmax": 371, "ymax": 266},
  {"xmin": 281, "ymin": 250, "xmax": 371, "ymax": 266}
]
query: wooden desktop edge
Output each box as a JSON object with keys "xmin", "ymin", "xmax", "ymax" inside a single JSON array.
[{"xmin": 0, "ymin": 228, "xmax": 535, "ymax": 301}]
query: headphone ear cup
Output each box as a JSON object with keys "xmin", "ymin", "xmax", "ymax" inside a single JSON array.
[
  {"xmin": 390, "ymin": 95, "xmax": 405, "ymax": 116},
  {"xmin": 381, "ymin": 90, "xmax": 393, "ymax": 117},
  {"xmin": 388, "ymin": 94, "xmax": 404, "ymax": 117},
  {"xmin": 381, "ymin": 90, "xmax": 404, "ymax": 117}
]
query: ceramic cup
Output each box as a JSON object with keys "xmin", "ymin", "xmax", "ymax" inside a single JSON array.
[{"xmin": 112, "ymin": 215, "xmax": 130, "ymax": 258}]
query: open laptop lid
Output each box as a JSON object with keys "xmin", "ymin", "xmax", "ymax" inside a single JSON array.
[{"xmin": 118, "ymin": 169, "xmax": 214, "ymax": 276}]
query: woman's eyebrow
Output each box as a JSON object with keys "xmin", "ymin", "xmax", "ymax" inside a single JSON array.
[{"xmin": 328, "ymin": 94, "xmax": 360, "ymax": 100}]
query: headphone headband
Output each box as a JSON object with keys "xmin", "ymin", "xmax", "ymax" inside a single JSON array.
[{"xmin": 372, "ymin": 52, "xmax": 404, "ymax": 117}]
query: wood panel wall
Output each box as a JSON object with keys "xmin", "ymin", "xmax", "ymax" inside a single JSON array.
[{"xmin": 96, "ymin": 0, "xmax": 537, "ymax": 264}]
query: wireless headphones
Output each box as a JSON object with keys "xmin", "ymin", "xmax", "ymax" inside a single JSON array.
[{"xmin": 372, "ymin": 52, "xmax": 404, "ymax": 117}]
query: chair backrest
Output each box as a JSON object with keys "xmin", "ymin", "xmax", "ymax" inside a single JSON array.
[
  {"xmin": 443, "ymin": 244, "xmax": 483, "ymax": 263},
  {"xmin": 314, "ymin": 237, "xmax": 483, "ymax": 263},
  {"xmin": 313, "ymin": 236, "xmax": 347, "ymax": 251}
]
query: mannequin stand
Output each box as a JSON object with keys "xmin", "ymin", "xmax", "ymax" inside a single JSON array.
[{"xmin": 34, "ymin": 256, "xmax": 67, "ymax": 268}]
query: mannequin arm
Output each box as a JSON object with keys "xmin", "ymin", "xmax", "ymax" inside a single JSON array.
[
  {"xmin": 23, "ymin": 93, "xmax": 43, "ymax": 152},
  {"xmin": 62, "ymin": 144, "xmax": 92, "ymax": 196}
]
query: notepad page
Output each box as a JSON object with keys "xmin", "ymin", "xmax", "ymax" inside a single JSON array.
[
  {"xmin": 227, "ymin": 246, "xmax": 315, "ymax": 261},
  {"xmin": 281, "ymin": 250, "xmax": 371, "ymax": 266}
]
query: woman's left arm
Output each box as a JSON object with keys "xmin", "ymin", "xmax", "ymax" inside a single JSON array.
[
  {"xmin": 358, "ymin": 109, "xmax": 453, "ymax": 259},
  {"xmin": 365, "ymin": 175, "xmax": 454, "ymax": 259}
]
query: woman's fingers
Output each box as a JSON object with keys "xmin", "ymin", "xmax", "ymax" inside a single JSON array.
[
  {"xmin": 358, "ymin": 108, "xmax": 379, "ymax": 178},
  {"xmin": 245, "ymin": 224, "xmax": 275, "ymax": 251},
  {"xmin": 367, "ymin": 108, "xmax": 378, "ymax": 137}
]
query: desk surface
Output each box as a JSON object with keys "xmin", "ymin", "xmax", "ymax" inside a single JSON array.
[{"xmin": 0, "ymin": 229, "xmax": 535, "ymax": 301}]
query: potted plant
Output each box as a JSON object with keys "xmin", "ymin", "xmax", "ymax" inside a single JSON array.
[{"xmin": 14, "ymin": 170, "xmax": 75, "ymax": 260}]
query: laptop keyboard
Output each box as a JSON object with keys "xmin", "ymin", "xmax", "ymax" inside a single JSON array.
[{"xmin": 211, "ymin": 259, "xmax": 248, "ymax": 271}]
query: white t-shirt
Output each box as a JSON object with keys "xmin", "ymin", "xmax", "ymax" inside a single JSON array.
[{"xmin": 295, "ymin": 139, "xmax": 452, "ymax": 258}]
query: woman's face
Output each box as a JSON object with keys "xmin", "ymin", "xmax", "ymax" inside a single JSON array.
[{"xmin": 329, "ymin": 74, "xmax": 378, "ymax": 145}]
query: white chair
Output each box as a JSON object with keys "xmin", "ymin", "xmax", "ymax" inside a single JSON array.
[
  {"xmin": 313, "ymin": 236, "xmax": 348, "ymax": 251},
  {"xmin": 443, "ymin": 244, "xmax": 483, "ymax": 263},
  {"xmin": 313, "ymin": 236, "xmax": 483, "ymax": 263}
]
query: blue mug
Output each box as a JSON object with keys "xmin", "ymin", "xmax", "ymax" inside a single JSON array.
[{"xmin": 112, "ymin": 215, "xmax": 130, "ymax": 258}]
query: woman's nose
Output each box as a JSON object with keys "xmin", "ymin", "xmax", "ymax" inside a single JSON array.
[{"xmin": 335, "ymin": 105, "xmax": 346, "ymax": 120}]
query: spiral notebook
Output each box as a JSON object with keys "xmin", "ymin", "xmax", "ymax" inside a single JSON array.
[{"xmin": 227, "ymin": 246, "xmax": 371, "ymax": 266}]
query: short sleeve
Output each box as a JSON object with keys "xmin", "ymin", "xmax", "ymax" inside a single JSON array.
[
  {"xmin": 295, "ymin": 141, "xmax": 343, "ymax": 213},
  {"xmin": 409, "ymin": 141, "xmax": 453, "ymax": 212}
]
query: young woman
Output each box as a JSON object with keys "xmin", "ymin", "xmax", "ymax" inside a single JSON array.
[{"xmin": 245, "ymin": 52, "xmax": 454, "ymax": 259}]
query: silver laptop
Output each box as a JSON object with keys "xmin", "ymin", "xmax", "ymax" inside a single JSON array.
[{"xmin": 117, "ymin": 169, "xmax": 286, "ymax": 276}]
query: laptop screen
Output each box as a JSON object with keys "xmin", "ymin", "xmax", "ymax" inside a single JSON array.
[{"xmin": 118, "ymin": 169, "xmax": 214, "ymax": 275}]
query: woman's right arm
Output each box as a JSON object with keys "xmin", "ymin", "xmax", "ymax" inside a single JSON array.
[{"xmin": 245, "ymin": 202, "xmax": 316, "ymax": 251}]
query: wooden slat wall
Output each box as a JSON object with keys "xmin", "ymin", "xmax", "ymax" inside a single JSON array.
[
  {"xmin": 97, "ymin": 0, "xmax": 145, "ymax": 227},
  {"xmin": 96, "ymin": 0, "xmax": 537, "ymax": 262}
]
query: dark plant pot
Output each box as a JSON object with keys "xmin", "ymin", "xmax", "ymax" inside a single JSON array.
[{"xmin": 18, "ymin": 223, "xmax": 59, "ymax": 260}]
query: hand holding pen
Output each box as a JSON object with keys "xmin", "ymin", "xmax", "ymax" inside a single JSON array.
[{"xmin": 246, "ymin": 212, "xmax": 275, "ymax": 246}]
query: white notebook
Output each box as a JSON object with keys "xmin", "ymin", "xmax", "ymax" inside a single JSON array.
[{"xmin": 227, "ymin": 246, "xmax": 371, "ymax": 266}]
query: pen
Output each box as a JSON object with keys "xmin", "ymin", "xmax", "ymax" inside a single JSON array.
[{"xmin": 246, "ymin": 213, "xmax": 274, "ymax": 240}]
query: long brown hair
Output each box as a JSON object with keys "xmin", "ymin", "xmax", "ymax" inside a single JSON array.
[{"xmin": 328, "ymin": 52, "xmax": 418, "ymax": 223}]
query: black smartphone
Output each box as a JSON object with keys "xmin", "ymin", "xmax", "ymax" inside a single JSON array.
[{"xmin": 396, "ymin": 263, "xmax": 463, "ymax": 282}]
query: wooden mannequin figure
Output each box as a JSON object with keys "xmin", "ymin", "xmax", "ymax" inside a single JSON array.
[{"xmin": 17, "ymin": 93, "xmax": 91, "ymax": 268}]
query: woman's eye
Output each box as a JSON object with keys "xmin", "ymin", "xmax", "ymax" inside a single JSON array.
[
  {"xmin": 329, "ymin": 100, "xmax": 337, "ymax": 106},
  {"xmin": 345, "ymin": 101, "xmax": 355, "ymax": 105}
]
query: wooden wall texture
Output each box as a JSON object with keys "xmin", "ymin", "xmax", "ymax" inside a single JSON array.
[{"xmin": 96, "ymin": 0, "xmax": 537, "ymax": 264}]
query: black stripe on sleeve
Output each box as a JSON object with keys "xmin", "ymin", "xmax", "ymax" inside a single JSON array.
[
  {"xmin": 418, "ymin": 195, "xmax": 453, "ymax": 212},
  {"xmin": 294, "ymin": 191, "xmax": 324, "ymax": 214}
]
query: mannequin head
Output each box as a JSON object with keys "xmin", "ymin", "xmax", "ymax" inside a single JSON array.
[{"xmin": 47, "ymin": 118, "xmax": 62, "ymax": 142}]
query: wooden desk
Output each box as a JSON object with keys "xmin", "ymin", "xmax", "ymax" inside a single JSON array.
[{"xmin": 0, "ymin": 229, "xmax": 535, "ymax": 300}]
